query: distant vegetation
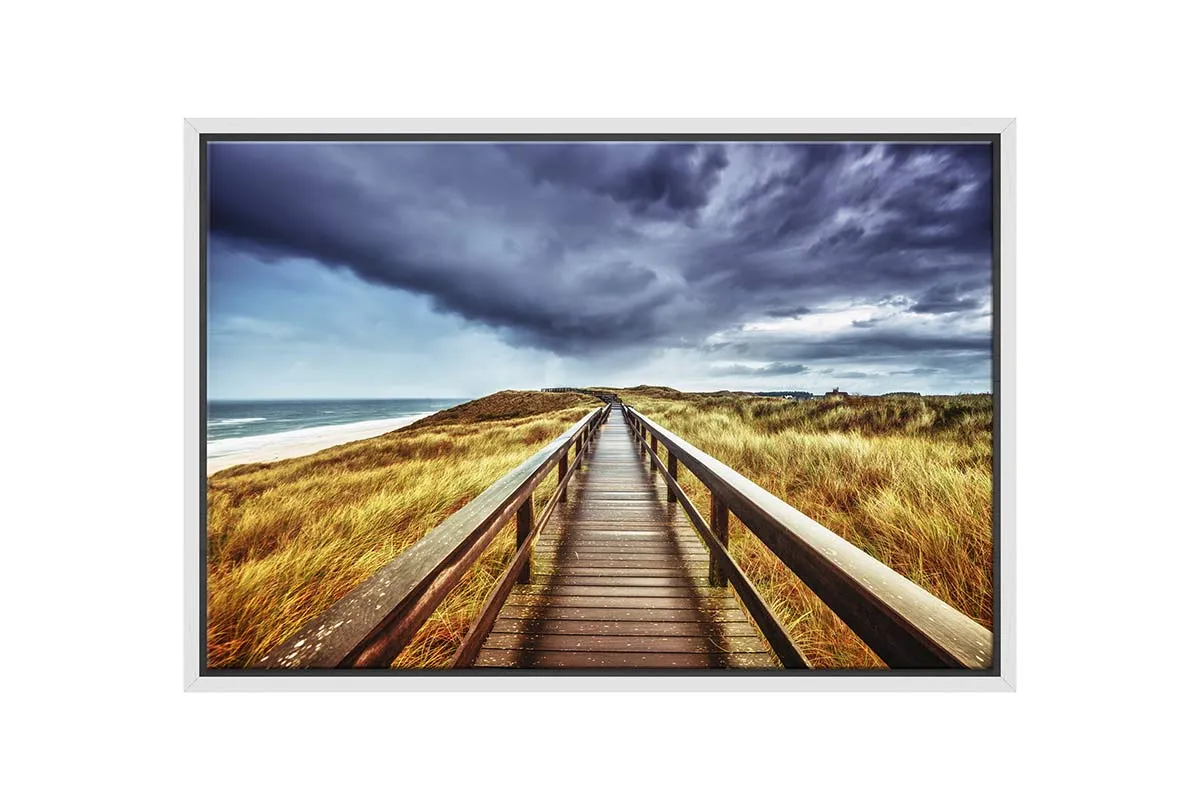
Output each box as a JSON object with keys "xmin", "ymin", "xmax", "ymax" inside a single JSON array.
[
  {"xmin": 754, "ymin": 390, "xmax": 815, "ymax": 399},
  {"xmin": 408, "ymin": 389, "xmax": 590, "ymax": 428},
  {"xmin": 621, "ymin": 389, "xmax": 992, "ymax": 668},
  {"xmin": 207, "ymin": 387, "xmax": 992, "ymax": 670}
]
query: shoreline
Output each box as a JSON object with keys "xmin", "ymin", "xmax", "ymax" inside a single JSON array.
[{"xmin": 207, "ymin": 413, "xmax": 431, "ymax": 476}]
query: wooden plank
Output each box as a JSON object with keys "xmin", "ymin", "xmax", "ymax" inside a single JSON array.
[
  {"xmin": 546, "ymin": 506, "xmax": 689, "ymax": 517},
  {"xmin": 474, "ymin": 649, "xmax": 777, "ymax": 668},
  {"xmin": 536, "ymin": 549, "xmax": 706, "ymax": 560},
  {"xmin": 489, "ymin": 618, "xmax": 763, "ymax": 637},
  {"xmin": 537, "ymin": 539, "xmax": 707, "ymax": 551},
  {"xmin": 543, "ymin": 517, "xmax": 694, "ymax": 529},
  {"xmin": 544, "ymin": 565, "xmax": 709, "ymax": 577},
  {"xmin": 521, "ymin": 585, "xmax": 705, "ymax": 598},
  {"xmin": 540, "ymin": 549, "xmax": 708, "ymax": 557},
  {"xmin": 497, "ymin": 606, "xmax": 752, "ymax": 623},
  {"xmin": 535, "ymin": 564, "xmax": 710, "ymax": 571},
  {"xmin": 533, "ymin": 553, "xmax": 709, "ymax": 563},
  {"xmin": 540, "ymin": 528, "xmax": 677, "ymax": 538},
  {"xmin": 531, "ymin": 575, "xmax": 707, "ymax": 588},
  {"xmin": 535, "ymin": 565, "xmax": 706, "ymax": 575},
  {"xmin": 538, "ymin": 531, "xmax": 702, "ymax": 541},
  {"xmin": 537, "ymin": 537, "xmax": 702, "ymax": 546},
  {"xmin": 481, "ymin": 633, "xmax": 769, "ymax": 654},
  {"xmin": 503, "ymin": 594, "xmax": 739, "ymax": 610}
]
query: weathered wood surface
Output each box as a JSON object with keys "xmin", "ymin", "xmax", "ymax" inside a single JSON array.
[
  {"xmin": 475, "ymin": 410, "xmax": 778, "ymax": 670},
  {"xmin": 258, "ymin": 407, "xmax": 605, "ymax": 668},
  {"xmin": 624, "ymin": 407, "xmax": 994, "ymax": 669}
]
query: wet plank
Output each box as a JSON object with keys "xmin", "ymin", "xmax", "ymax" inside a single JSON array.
[
  {"xmin": 489, "ymin": 618, "xmax": 763, "ymax": 636},
  {"xmin": 503, "ymin": 594, "xmax": 739, "ymax": 610},
  {"xmin": 497, "ymin": 606, "xmax": 753, "ymax": 623},
  {"xmin": 474, "ymin": 649, "xmax": 778, "ymax": 668},
  {"xmin": 533, "ymin": 567, "xmax": 707, "ymax": 578},
  {"xmin": 530, "ymin": 576, "xmax": 708, "ymax": 588},
  {"xmin": 481, "ymin": 633, "xmax": 770, "ymax": 654},
  {"xmin": 532, "ymin": 555, "xmax": 710, "ymax": 565},
  {"xmin": 521, "ymin": 585, "xmax": 706, "ymax": 598}
]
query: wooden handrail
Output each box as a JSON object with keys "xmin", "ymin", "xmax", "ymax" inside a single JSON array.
[
  {"xmin": 627, "ymin": 417, "xmax": 811, "ymax": 668},
  {"xmin": 622, "ymin": 406, "xmax": 993, "ymax": 669},
  {"xmin": 450, "ymin": 428, "xmax": 594, "ymax": 667},
  {"xmin": 259, "ymin": 405, "xmax": 609, "ymax": 668}
]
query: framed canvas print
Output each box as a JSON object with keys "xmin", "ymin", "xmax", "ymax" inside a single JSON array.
[{"xmin": 185, "ymin": 118, "xmax": 1014, "ymax": 690}]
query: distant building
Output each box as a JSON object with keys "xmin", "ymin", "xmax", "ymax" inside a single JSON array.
[{"xmin": 823, "ymin": 387, "xmax": 848, "ymax": 399}]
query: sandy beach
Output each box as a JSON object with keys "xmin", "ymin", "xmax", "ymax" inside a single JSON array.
[{"xmin": 207, "ymin": 413, "xmax": 430, "ymax": 475}]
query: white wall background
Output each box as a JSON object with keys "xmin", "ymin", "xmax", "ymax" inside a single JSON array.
[{"xmin": 2, "ymin": 1, "xmax": 1195, "ymax": 807}]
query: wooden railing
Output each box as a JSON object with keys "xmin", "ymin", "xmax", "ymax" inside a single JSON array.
[
  {"xmin": 622, "ymin": 405, "xmax": 993, "ymax": 669},
  {"xmin": 259, "ymin": 405, "xmax": 610, "ymax": 668}
]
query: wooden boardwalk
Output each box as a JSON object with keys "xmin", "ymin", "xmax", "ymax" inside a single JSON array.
[
  {"xmin": 476, "ymin": 409, "xmax": 778, "ymax": 669},
  {"xmin": 264, "ymin": 401, "xmax": 992, "ymax": 672}
]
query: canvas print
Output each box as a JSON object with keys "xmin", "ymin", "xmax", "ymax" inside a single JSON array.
[{"xmin": 204, "ymin": 136, "xmax": 997, "ymax": 673}]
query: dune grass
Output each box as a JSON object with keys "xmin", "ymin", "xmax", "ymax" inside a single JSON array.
[
  {"xmin": 621, "ymin": 391, "xmax": 993, "ymax": 668},
  {"xmin": 207, "ymin": 387, "xmax": 992, "ymax": 671},
  {"xmin": 206, "ymin": 390, "xmax": 594, "ymax": 669}
]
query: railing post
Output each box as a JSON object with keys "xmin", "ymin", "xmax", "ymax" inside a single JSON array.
[
  {"xmin": 651, "ymin": 434, "xmax": 657, "ymax": 455},
  {"xmin": 558, "ymin": 453, "xmax": 568, "ymax": 504},
  {"xmin": 709, "ymin": 495, "xmax": 729, "ymax": 588},
  {"xmin": 666, "ymin": 452, "xmax": 678, "ymax": 503},
  {"xmin": 516, "ymin": 497, "xmax": 534, "ymax": 584}
]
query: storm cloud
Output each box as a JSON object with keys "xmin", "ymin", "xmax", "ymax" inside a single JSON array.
[{"xmin": 208, "ymin": 140, "xmax": 994, "ymax": 393}]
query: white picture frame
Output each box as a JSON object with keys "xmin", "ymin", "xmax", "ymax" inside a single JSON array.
[{"xmin": 185, "ymin": 118, "xmax": 1015, "ymax": 691}]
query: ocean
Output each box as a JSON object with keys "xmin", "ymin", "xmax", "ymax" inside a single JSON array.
[{"xmin": 206, "ymin": 398, "xmax": 466, "ymax": 467}]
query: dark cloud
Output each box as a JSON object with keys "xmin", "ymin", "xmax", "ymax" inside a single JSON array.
[
  {"xmin": 910, "ymin": 281, "xmax": 985, "ymax": 314},
  {"xmin": 208, "ymin": 140, "xmax": 993, "ymax": 384},
  {"xmin": 705, "ymin": 329, "xmax": 991, "ymax": 362},
  {"xmin": 701, "ymin": 326, "xmax": 991, "ymax": 387},
  {"xmin": 501, "ymin": 143, "xmax": 729, "ymax": 219},
  {"xmin": 763, "ymin": 305, "xmax": 813, "ymax": 318}
]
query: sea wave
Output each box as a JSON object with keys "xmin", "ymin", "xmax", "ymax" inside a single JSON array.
[{"xmin": 212, "ymin": 417, "xmax": 267, "ymax": 425}]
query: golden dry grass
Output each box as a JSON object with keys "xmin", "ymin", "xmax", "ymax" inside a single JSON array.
[
  {"xmin": 206, "ymin": 390, "xmax": 594, "ymax": 669},
  {"xmin": 622, "ymin": 390, "xmax": 993, "ymax": 668},
  {"xmin": 207, "ymin": 387, "xmax": 991, "ymax": 671}
]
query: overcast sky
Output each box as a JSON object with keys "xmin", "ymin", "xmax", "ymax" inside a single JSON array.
[{"xmin": 207, "ymin": 140, "xmax": 993, "ymax": 399}]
